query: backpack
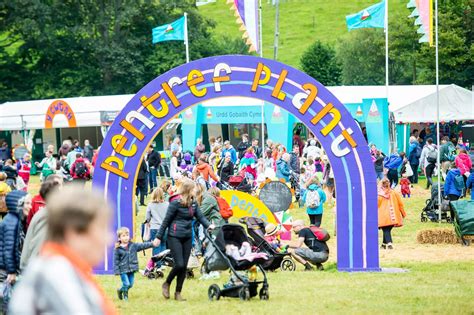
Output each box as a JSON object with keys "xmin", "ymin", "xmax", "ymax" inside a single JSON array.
[
  {"xmin": 309, "ymin": 226, "xmax": 330, "ymax": 242},
  {"xmin": 216, "ymin": 196, "xmax": 233, "ymax": 220},
  {"xmin": 305, "ymin": 188, "xmax": 321, "ymax": 209},
  {"xmin": 415, "ymin": 145, "xmax": 422, "ymax": 158},
  {"xmin": 75, "ymin": 161, "xmax": 87, "ymax": 177},
  {"xmin": 427, "ymin": 150, "xmax": 438, "ymax": 164},
  {"xmin": 454, "ymin": 174, "xmax": 466, "ymax": 193}
]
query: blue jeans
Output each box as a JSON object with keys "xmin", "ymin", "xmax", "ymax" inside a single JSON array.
[
  {"xmin": 150, "ymin": 229, "xmax": 167, "ymax": 257},
  {"xmin": 148, "ymin": 167, "xmax": 158, "ymax": 191},
  {"xmin": 376, "ymin": 171, "xmax": 384, "ymax": 181},
  {"xmin": 120, "ymin": 272, "xmax": 135, "ymax": 292}
]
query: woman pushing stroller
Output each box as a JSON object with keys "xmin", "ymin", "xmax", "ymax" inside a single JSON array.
[{"xmin": 154, "ymin": 179, "xmax": 215, "ymax": 301}]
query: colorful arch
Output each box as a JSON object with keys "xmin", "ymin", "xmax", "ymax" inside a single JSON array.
[
  {"xmin": 93, "ymin": 55, "xmax": 380, "ymax": 273},
  {"xmin": 44, "ymin": 100, "xmax": 77, "ymax": 128}
]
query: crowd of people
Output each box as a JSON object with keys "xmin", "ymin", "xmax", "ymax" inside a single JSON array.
[{"xmin": 0, "ymin": 124, "xmax": 471, "ymax": 312}]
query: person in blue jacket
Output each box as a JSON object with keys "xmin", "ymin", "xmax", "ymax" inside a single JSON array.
[
  {"xmin": 383, "ymin": 151, "xmax": 405, "ymax": 188},
  {"xmin": 0, "ymin": 190, "xmax": 28, "ymax": 296},
  {"xmin": 302, "ymin": 177, "xmax": 327, "ymax": 227},
  {"xmin": 444, "ymin": 162, "xmax": 463, "ymax": 201},
  {"xmin": 407, "ymin": 137, "xmax": 422, "ymax": 184},
  {"xmin": 221, "ymin": 141, "xmax": 237, "ymax": 164},
  {"xmin": 276, "ymin": 153, "xmax": 291, "ymax": 182},
  {"xmin": 466, "ymin": 171, "xmax": 474, "ymax": 200}
]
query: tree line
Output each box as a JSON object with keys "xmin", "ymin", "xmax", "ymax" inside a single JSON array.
[{"xmin": 301, "ymin": 0, "xmax": 473, "ymax": 88}]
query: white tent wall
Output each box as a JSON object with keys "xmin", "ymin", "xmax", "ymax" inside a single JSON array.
[{"xmin": 393, "ymin": 85, "xmax": 474, "ymax": 123}]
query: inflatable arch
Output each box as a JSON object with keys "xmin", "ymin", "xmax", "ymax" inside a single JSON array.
[{"xmin": 93, "ymin": 55, "xmax": 380, "ymax": 273}]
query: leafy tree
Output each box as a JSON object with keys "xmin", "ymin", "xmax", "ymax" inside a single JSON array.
[
  {"xmin": 300, "ymin": 40, "xmax": 341, "ymax": 86},
  {"xmin": 0, "ymin": 0, "xmax": 249, "ymax": 102},
  {"xmin": 335, "ymin": 0, "xmax": 473, "ymax": 87}
]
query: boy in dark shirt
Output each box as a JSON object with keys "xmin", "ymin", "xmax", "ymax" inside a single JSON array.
[{"xmin": 289, "ymin": 219, "xmax": 329, "ymax": 271}]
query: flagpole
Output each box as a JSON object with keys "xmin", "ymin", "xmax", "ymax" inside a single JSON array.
[
  {"xmin": 435, "ymin": 0, "xmax": 441, "ymax": 223},
  {"xmin": 384, "ymin": 0, "xmax": 389, "ymax": 103},
  {"xmin": 259, "ymin": 0, "xmax": 265, "ymax": 157},
  {"xmin": 184, "ymin": 12, "xmax": 190, "ymax": 63}
]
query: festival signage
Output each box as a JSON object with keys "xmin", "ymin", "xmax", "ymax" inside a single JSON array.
[
  {"xmin": 220, "ymin": 190, "xmax": 278, "ymax": 225},
  {"xmin": 44, "ymin": 100, "xmax": 77, "ymax": 128},
  {"xmin": 93, "ymin": 55, "xmax": 379, "ymax": 273},
  {"xmin": 258, "ymin": 180, "xmax": 293, "ymax": 213}
]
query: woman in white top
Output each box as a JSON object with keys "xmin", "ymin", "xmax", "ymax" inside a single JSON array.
[{"xmin": 169, "ymin": 150, "xmax": 180, "ymax": 182}]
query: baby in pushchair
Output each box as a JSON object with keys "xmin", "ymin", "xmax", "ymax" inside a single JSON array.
[{"xmin": 203, "ymin": 224, "xmax": 270, "ymax": 301}]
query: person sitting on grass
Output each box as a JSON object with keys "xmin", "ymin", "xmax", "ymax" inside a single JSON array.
[
  {"xmin": 288, "ymin": 220, "xmax": 329, "ymax": 271},
  {"xmin": 9, "ymin": 186, "xmax": 117, "ymax": 315},
  {"xmin": 114, "ymin": 227, "xmax": 159, "ymax": 301}
]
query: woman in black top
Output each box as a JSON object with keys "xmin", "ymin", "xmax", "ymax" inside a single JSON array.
[
  {"xmin": 218, "ymin": 153, "xmax": 234, "ymax": 183},
  {"xmin": 156, "ymin": 179, "xmax": 214, "ymax": 301}
]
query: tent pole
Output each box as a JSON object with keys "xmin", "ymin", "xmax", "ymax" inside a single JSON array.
[{"xmin": 435, "ymin": 0, "xmax": 441, "ymax": 223}]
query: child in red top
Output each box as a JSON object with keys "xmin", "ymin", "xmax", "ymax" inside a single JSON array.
[{"xmin": 400, "ymin": 175, "xmax": 411, "ymax": 198}]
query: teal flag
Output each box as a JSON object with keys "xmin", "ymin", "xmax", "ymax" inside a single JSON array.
[
  {"xmin": 152, "ymin": 16, "xmax": 185, "ymax": 44},
  {"xmin": 346, "ymin": 0, "xmax": 386, "ymax": 31}
]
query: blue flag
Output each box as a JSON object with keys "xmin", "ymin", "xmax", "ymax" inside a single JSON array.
[
  {"xmin": 152, "ymin": 16, "xmax": 185, "ymax": 44},
  {"xmin": 346, "ymin": 0, "xmax": 386, "ymax": 31}
]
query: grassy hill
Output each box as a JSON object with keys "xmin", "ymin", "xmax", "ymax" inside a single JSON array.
[{"xmin": 199, "ymin": 0, "xmax": 406, "ymax": 69}]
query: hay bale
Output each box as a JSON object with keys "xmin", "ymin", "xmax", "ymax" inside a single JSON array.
[{"xmin": 416, "ymin": 228, "xmax": 459, "ymax": 244}]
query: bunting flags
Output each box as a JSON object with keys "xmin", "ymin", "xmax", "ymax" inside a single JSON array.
[
  {"xmin": 227, "ymin": 0, "xmax": 260, "ymax": 53},
  {"xmin": 407, "ymin": 0, "xmax": 433, "ymax": 46}
]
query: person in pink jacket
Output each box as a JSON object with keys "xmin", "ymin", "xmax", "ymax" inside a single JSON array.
[
  {"xmin": 455, "ymin": 148, "xmax": 472, "ymax": 196},
  {"xmin": 455, "ymin": 149, "xmax": 472, "ymax": 176}
]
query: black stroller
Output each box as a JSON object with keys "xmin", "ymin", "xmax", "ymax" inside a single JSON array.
[
  {"xmin": 421, "ymin": 186, "xmax": 452, "ymax": 223},
  {"xmin": 239, "ymin": 217, "xmax": 296, "ymax": 272},
  {"xmin": 220, "ymin": 175, "xmax": 254, "ymax": 194},
  {"xmin": 202, "ymin": 224, "xmax": 270, "ymax": 301},
  {"xmin": 145, "ymin": 249, "xmax": 196, "ymax": 279}
]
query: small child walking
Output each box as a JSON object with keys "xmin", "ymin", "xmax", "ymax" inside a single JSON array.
[
  {"xmin": 114, "ymin": 227, "xmax": 158, "ymax": 300},
  {"xmin": 400, "ymin": 175, "xmax": 411, "ymax": 198}
]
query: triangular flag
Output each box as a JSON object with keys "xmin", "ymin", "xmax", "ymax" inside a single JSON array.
[
  {"xmin": 408, "ymin": 7, "xmax": 419, "ymax": 18},
  {"xmin": 361, "ymin": 10, "xmax": 371, "ymax": 21},
  {"xmin": 414, "ymin": 16, "xmax": 422, "ymax": 25},
  {"xmin": 417, "ymin": 25, "xmax": 426, "ymax": 34},
  {"xmin": 419, "ymin": 33, "xmax": 429, "ymax": 43},
  {"xmin": 407, "ymin": 0, "xmax": 416, "ymax": 8}
]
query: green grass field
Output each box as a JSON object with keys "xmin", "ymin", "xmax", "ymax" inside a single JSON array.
[
  {"xmin": 199, "ymin": 0, "xmax": 406, "ymax": 69},
  {"xmin": 25, "ymin": 176, "xmax": 474, "ymax": 314}
]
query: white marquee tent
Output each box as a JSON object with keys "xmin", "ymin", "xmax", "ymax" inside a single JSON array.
[
  {"xmin": 392, "ymin": 84, "xmax": 474, "ymax": 123},
  {"xmin": 1, "ymin": 85, "xmax": 472, "ymax": 131}
]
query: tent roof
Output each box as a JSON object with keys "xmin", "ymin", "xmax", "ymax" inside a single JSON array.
[
  {"xmin": 392, "ymin": 84, "xmax": 474, "ymax": 123},
  {"xmin": 0, "ymin": 94, "xmax": 135, "ymax": 131},
  {"xmin": 1, "ymin": 84, "xmax": 470, "ymax": 130}
]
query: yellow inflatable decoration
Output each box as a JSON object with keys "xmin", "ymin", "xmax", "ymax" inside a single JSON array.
[{"xmin": 220, "ymin": 190, "xmax": 278, "ymax": 225}]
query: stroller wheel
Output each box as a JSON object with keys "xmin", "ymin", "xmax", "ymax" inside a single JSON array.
[
  {"xmin": 280, "ymin": 258, "xmax": 296, "ymax": 272},
  {"xmin": 259, "ymin": 288, "xmax": 270, "ymax": 300},
  {"xmin": 156, "ymin": 270, "xmax": 164, "ymax": 278},
  {"xmin": 239, "ymin": 287, "xmax": 250, "ymax": 301},
  {"xmin": 186, "ymin": 270, "xmax": 194, "ymax": 279},
  {"xmin": 208, "ymin": 284, "xmax": 221, "ymax": 301},
  {"xmin": 421, "ymin": 216, "xmax": 428, "ymax": 223},
  {"xmin": 147, "ymin": 272, "xmax": 157, "ymax": 280}
]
